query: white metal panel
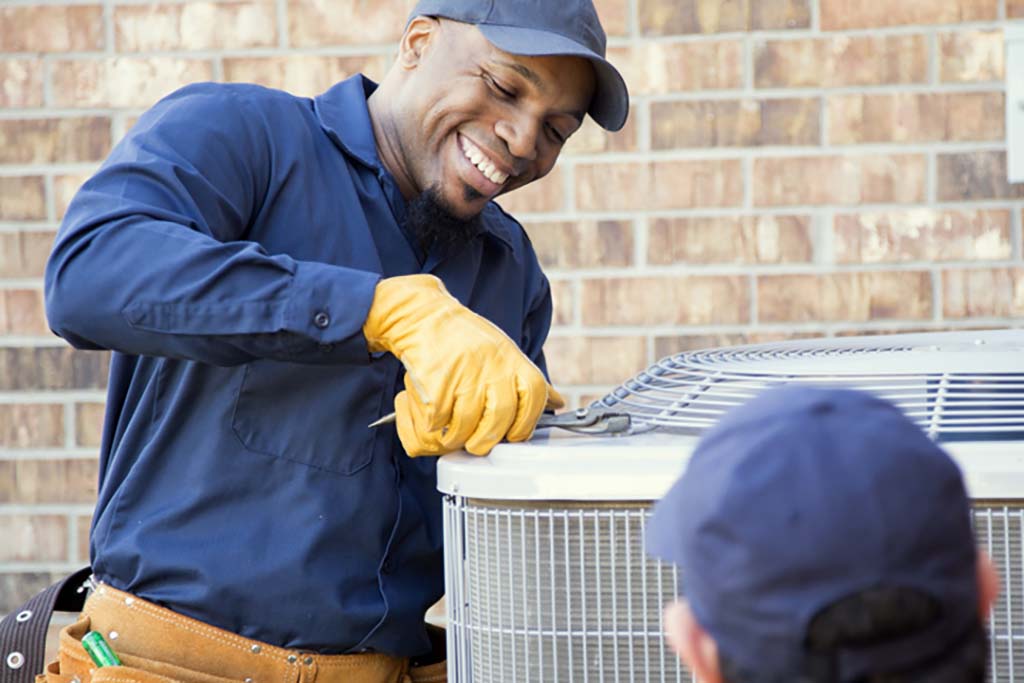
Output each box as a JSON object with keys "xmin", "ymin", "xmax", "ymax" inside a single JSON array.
[
  {"xmin": 1008, "ymin": 23, "xmax": 1024, "ymax": 183},
  {"xmin": 438, "ymin": 435, "xmax": 1024, "ymax": 500}
]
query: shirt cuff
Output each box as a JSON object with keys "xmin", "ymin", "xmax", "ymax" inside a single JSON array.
[{"xmin": 285, "ymin": 260, "xmax": 382, "ymax": 360}]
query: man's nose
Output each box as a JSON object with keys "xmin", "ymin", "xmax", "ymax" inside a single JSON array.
[{"xmin": 495, "ymin": 116, "xmax": 539, "ymax": 163}]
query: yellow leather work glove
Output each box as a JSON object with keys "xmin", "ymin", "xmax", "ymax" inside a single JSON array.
[{"xmin": 363, "ymin": 274, "xmax": 565, "ymax": 457}]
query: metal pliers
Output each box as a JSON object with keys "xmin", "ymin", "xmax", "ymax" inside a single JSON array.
[
  {"xmin": 369, "ymin": 406, "xmax": 631, "ymax": 436},
  {"xmin": 534, "ymin": 407, "xmax": 631, "ymax": 435}
]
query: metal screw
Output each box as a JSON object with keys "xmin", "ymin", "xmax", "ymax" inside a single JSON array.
[
  {"xmin": 287, "ymin": 656, "xmax": 297, "ymax": 664},
  {"xmin": 125, "ymin": 597, "xmax": 135, "ymax": 605},
  {"xmin": 244, "ymin": 678, "xmax": 253, "ymax": 683},
  {"xmin": 109, "ymin": 631, "xmax": 119, "ymax": 640},
  {"xmin": 251, "ymin": 645, "xmax": 261, "ymax": 654},
  {"xmin": 303, "ymin": 657, "xmax": 314, "ymax": 666},
  {"xmin": 15, "ymin": 610, "xmax": 31, "ymax": 623},
  {"xmin": 6, "ymin": 652, "xmax": 25, "ymax": 670}
]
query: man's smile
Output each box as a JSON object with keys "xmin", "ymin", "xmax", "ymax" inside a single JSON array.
[{"xmin": 457, "ymin": 133, "xmax": 511, "ymax": 190}]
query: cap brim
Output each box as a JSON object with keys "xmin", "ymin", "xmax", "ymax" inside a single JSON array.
[{"xmin": 477, "ymin": 24, "xmax": 629, "ymax": 132}]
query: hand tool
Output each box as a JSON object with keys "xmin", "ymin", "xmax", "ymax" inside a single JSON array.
[{"xmin": 369, "ymin": 406, "xmax": 631, "ymax": 436}]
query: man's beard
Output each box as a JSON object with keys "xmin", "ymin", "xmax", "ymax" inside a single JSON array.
[{"xmin": 405, "ymin": 184, "xmax": 484, "ymax": 256}]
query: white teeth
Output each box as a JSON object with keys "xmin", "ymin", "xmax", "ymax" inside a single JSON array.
[{"xmin": 460, "ymin": 137, "xmax": 509, "ymax": 185}]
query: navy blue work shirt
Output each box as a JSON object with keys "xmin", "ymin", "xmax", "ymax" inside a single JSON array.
[{"xmin": 44, "ymin": 75, "xmax": 555, "ymax": 657}]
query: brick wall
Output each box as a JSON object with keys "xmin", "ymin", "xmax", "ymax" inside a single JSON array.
[{"xmin": 1, "ymin": 0, "xmax": 1022, "ymax": 629}]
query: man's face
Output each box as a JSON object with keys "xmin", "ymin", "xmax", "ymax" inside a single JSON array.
[{"xmin": 394, "ymin": 18, "xmax": 596, "ymax": 219}]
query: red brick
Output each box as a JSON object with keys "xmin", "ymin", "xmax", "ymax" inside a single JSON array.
[
  {"xmin": 0, "ymin": 118, "xmax": 111, "ymax": 165},
  {"xmin": 755, "ymin": 36, "xmax": 928, "ymax": 88},
  {"xmin": 832, "ymin": 326, "xmax": 968, "ymax": 338},
  {"xmin": 829, "ymin": 92, "xmax": 1003, "ymax": 144},
  {"xmin": 639, "ymin": 0, "xmax": 810, "ymax": 34},
  {"xmin": 0, "ymin": 59, "xmax": 44, "ymax": 108},
  {"xmin": 821, "ymin": 0, "xmax": 996, "ymax": 29},
  {"xmin": 0, "ymin": 289, "xmax": 48, "ymax": 336},
  {"xmin": 523, "ymin": 220, "xmax": 633, "ymax": 269},
  {"xmin": 288, "ymin": 0, "xmax": 416, "ymax": 47},
  {"xmin": 750, "ymin": 0, "xmax": 812, "ymax": 31},
  {"xmin": 754, "ymin": 155, "xmax": 926, "ymax": 206},
  {"xmin": 76, "ymin": 516, "xmax": 92, "ymax": 563},
  {"xmin": 757, "ymin": 272, "xmax": 933, "ymax": 323},
  {"xmin": 0, "ymin": 573, "xmax": 70, "ymax": 614},
  {"xmin": 54, "ymin": 174, "xmax": 93, "ymax": 221},
  {"xmin": 652, "ymin": 98, "xmax": 819, "ymax": 149},
  {"xmin": 648, "ymin": 215, "xmax": 812, "ymax": 265},
  {"xmin": 0, "ymin": 516, "xmax": 68, "ymax": 562},
  {"xmin": 943, "ymin": 268, "xmax": 1024, "ymax": 318},
  {"xmin": 653, "ymin": 331, "xmax": 818, "ymax": 358},
  {"xmin": 611, "ymin": 42, "xmax": 743, "ymax": 95},
  {"xmin": 595, "ymin": 0, "xmax": 630, "ymax": 36},
  {"xmin": 653, "ymin": 334, "xmax": 752, "ymax": 359},
  {"xmin": 0, "ymin": 348, "xmax": 109, "ymax": 392},
  {"xmin": 834, "ymin": 210, "xmax": 1011, "ymax": 264},
  {"xmin": 496, "ymin": 166, "xmax": 566, "ymax": 214},
  {"xmin": 0, "ymin": 177, "xmax": 46, "ymax": 221},
  {"xmin": 545, "ymin": 336, "xmax": 648, "ymax": 385},
  {"xmin": 0, "ymin": 404, "xmax": 64, "ymax": 448},
  {"xmin": 52, "ymin": 58, "xmax": 214, "ymax": 109},
  {"xmin": 937, "ymin": 152, "xmax": 1024, "ymax": 201},
  {"xmin": 562, "ymin": 115, "xmax": 638, "ymax": 155},
  {"xmin": 223, "ymin": 55, "xmax": 392, "ymax": 98},
  {"xmin": 75, "ymin": 403, "xmax": 106, "ymax": 449},
  {"xmin": 1, "ymin": 573, "xmax": 69, "ymax": 618},
  {"xmin": 115, "ymin": 1, "xmax": 277, "ymax": 52},
  {"xmin": 0, "ymin": 6, "xmax": 104, "ymax": 52},
  {"xmin": 0, "ymin": 232, "xmax": 55, "ymax": 279},
  {"xmin": 940, "ymin": 30, "xmax": 1003, "ymax": 83},
  {"xmin": 0, "ymin": 460, "xmax": 98, "ymax": 504},
  {"xmin": 549, "ymin": 280, "xmax": 574, "ymax": 327},
  {"xmin": 582, "ymin": 276, "xmax": 750, "ymax": 326},
  {"xmin": 577, "ymin": 159, "xmax": 743, "ymax": 211}
]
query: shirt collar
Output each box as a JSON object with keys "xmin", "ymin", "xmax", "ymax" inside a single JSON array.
[
  {"xmin": 313, "ymin": 74, "xmax": 515, "ymax": 250},
  {"xmin": 313, "ymin": 74, "xmax": 381, "ymax": 171}
]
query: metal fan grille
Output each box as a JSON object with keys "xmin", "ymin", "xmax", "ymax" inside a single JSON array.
[
  {"xmin": 594, "ymin": 338, "xmax": 1024, "ymax": 439},
  {"xmin": 980, "ymin": 505, "xmax": 1024, "ymax": 681},
  {"xmin": 444, "ymin": 498, "xmax": 1024, "ymax": 682}
]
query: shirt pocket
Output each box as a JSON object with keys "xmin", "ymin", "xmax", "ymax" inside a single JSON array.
[{"xmin": 231, "ymin": 359, "xmax": 385, "ymax": 475}]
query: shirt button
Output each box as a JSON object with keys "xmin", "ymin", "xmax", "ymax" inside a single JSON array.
[{"xmin": 313, "ymin": 312, "xmax": 330, "ymax": 329}]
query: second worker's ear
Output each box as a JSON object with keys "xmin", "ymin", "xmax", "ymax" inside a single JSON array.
[
  {"xmin": 663, "ymin": 600, "xmax": 725, "ymax": 683},
  {"xmin": 977, "ymin": 548, "xmax": 1000, "ymax": 620}
]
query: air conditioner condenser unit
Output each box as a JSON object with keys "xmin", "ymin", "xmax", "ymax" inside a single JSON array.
[{"xmin": 439, "ymin": 330, "xmax": 1024, "ymax": 682}]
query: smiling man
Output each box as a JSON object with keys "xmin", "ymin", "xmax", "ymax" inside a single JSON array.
[{"xmin": 35, "ymin": 1, "xmax": 628, "ymax": 682}]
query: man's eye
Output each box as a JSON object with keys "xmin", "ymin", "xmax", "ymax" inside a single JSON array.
[
  {"xmin": 485, "ymin": 74, "xmax": 515, "ymax": 99},
  {"xmin": 547, "ymin": 124, "xmax": 566, "ymax": 144}
]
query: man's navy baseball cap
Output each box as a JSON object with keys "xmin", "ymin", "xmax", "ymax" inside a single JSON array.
[
  {"xmin": 646, "ymin": 385, "xmax": 980, "ymax": 680},
  {"xmin": 407, "ymin": 0, "xmax": 630, "ymax": 131}
]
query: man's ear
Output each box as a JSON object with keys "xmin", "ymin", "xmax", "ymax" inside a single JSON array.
[
  {"xmin": 977, "ymin": 548, "xmax": 1000, "ymax": 620},
  {"xmin": 397, "ymin": 16, "xmax": 440, "ymax": 70},
  {"xmin": 664, "ymin": 600, "xmax": 724, "ymax": 683}
]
